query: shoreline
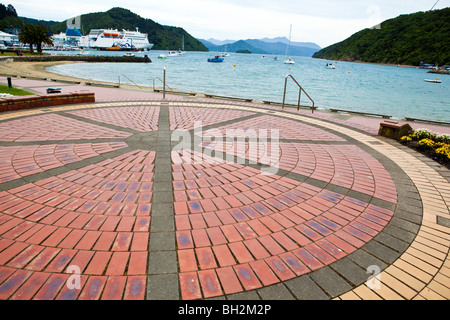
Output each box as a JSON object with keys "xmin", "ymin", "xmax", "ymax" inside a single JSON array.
[
  {"xmin": 312, "ymin": 56, "xmax": 418, "ymax": 69},
  {"xmin": 0, "ymin": 60, "xmax": 449, "ymax": 128}
]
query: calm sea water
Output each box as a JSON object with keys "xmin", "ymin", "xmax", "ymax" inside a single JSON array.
[{"xmin": 46, "ymin": 50, "xmax": 450, "ymax": 122}]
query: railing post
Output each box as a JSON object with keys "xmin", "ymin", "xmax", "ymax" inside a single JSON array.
[
  {"xmin": 163, "ymin": 67, "xmax": 166, "ymax": 100},
  {"xmin": 283, "ymin": 74, "xmax": 315, "ymax": 113},
  {"xmin": 282, "ymin": 76, "xmax": 288, "ymax": 110}
]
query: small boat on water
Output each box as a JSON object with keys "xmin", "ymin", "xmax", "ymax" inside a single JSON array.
[
  {"xmin": 325, "ymin": 63, "xmax": 336, "ymax": 69},
  {"xmin": 167, "ymin": 51, "xmax": 180, "ymax": 57},
  {"xmin": 284, "ymin": 58, "xmax": 295, "ymax": 64},
  {"xmin": 207, "ymin": 55, "xmax": 224, "ymax": 63},
  {"xmin": 424, "ymin": 78, "xmax": 442, "ymax": 83},
  {"xmin": 123, "ymin": 52, "xmax": 135, "ymax": 57},
  {"xmin": 158, "ymin": 54, "xmax": 167, "ymax": 59},
  {"xmin": 283, "ymin": 24, "xmax": 295, "ymax": 65}
]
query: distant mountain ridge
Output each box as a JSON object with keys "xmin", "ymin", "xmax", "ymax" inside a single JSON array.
[
  {"xmin": 313, "ymin": 7, "xmax": 450, "ymax": 66},
  {"xmin": 1, "ymin": 4, "xmax": 321, "ymax": 55},
  {"xmin": 198, "ymin": 37, "xmax": 321, "ymax": 56},
  {"xmin": 0, "ymin": 6, "xmax": 208, "ymax": 51}
]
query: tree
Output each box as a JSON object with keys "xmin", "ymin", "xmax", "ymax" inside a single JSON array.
[{"xmin": 19, "ymin": 24, "xmax": 53, "ymax": 54}]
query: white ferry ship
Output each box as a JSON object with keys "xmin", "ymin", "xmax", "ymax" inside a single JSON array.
[{"xmin": 79, "ymin": 28, "xmax": 153, "ymax": 51}]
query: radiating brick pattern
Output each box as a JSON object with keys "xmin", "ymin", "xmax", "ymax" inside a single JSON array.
[
  {"xmin": 172, "ymin": 150, "xmax": 394, "ymax": 299},
  {"xmin": 0, "ymin": 114, "xmax": 131, "ymax": 142},
  {"xmin": 169, "ymin": 107, "xmax": 255, "ymax": 131},
  {"xmin": 201, "ymin": 141, "xmax": 397, "ymax": 203},
  {"xmin": 0, "ymin": 150, "xmax": 154, "ymax": 300},
  {"xmin": 0, "ymin": 142, "xmax": 127, "ymax": 183},
  {"xmin": 0, "ymin": 96, "xmax": 446, "ymax": 301},
  {"xmin": 69, "ymin": 106, "xmax": 160, "ymax": 132},
  {"xmin": 201, "ymin": 115, "xmax": 346, "ymax": 141}
]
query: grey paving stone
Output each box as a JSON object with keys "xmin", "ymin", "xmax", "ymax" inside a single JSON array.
[
  {"xmin": 348, "ymin": 250, "xmax": 387, "ymax": 271},
  {"xmin": 257, "ymin": 284, "xmax": 295, "ymax": 300},
  {"xmin": 147, "ymin": 274, "xmax": 179, "ymax": 300},
  {"xmin": 227, "ymin": 291, "xmax": 261, "ymax": 300},
  {"xmin": 309, "ymin": 266, "xmax": 352, "ymax": 298},
  {"xmin": 362, "ymin": 241, "xmax": 400, "ymax": 264},
  {"xmin": 149, "ymin": 232, "xmax": 176, "ymax": 251},
  {"xmin": 150, "ymin": 216, "xmax": 175, "ymax": 232},
  {"xmin": 284, "ymin": 276, "xmax": 329, "ymax": 300},
  {"xmin": 148, "ymin": 251, "xmax": 178, "ymax": 274},
  {"xmin": 330, "ymin": 258, "xmax": 368, "ymax": 286}
]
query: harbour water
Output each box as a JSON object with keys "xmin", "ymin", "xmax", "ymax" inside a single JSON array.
[{"xmin": 46, "ymin": 50, "xmax": 450, "ymax": 122}]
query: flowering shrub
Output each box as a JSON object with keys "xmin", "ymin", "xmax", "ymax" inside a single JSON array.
[
  {"xmin": 400, "ymin": 129, "xmax": 450, "ymax": 166},
  {"xmin": 412, "ymin": 128, "xmax": 433, "ymax": 140},
  {"xmin": 435, "ymin": 134, "xmax": 450, "ymax": 144}
]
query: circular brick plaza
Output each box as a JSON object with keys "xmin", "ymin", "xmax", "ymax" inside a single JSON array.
[{"xmin": 0, "ymin": 95, "xmax": 449, "ymax": 300}]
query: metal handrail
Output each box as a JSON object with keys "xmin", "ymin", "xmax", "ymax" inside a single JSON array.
[
  {"xmin": 282, "ymin": 74, "xmax": 315, "ymax": 113},
  {"xmin": 152, "ymin": 77, "xmax": 174, "ymax": 92},
  {"xmin": 118, "ymin": 74, "xmax": 142, "ymax": 89}
]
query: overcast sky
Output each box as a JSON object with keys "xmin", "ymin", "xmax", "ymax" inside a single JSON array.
[{"xmin": 8, "ymin": 0, "xmax": 449, "ymax": 47}]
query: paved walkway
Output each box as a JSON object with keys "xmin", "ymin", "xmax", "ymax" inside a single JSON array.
[{"xmin": 0, "ymin": 77, "xmax": 449, "ymax": 300}]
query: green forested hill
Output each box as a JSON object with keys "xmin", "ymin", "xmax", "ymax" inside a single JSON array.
[
  {"xmin": 48, "ymin": 7, "xmax": 208, "ymax": 51},
  {"xmin": 313, "ymin": 8, "xmax": 450, "ymax": 66}
]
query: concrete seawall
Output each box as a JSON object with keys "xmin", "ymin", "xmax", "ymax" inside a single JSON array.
[{"xmin": 1, "ymin": 54, "xmax": 152, "ymax": 63}]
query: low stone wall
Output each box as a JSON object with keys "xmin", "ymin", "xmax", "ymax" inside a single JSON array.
[
  {"xmin": 4, "ymin": 55, "xmax": 151, "ymax": 63},
  {"xmin": 0, "ymin": 92, "xmax": 95, "ymax": 113}
]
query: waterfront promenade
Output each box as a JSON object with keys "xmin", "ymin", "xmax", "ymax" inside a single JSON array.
[{"xmin": 0, "ymin": 76, "xmax": 449, "ymax": 300}]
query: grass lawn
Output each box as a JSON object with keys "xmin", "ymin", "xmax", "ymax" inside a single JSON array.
[
  {"xmin": 0, "ymin": 52, "xmax": 36, "ymax": 57},
  {"xmin": 0, "ymin": 84, "xmax": 33, "ymax": 96}
]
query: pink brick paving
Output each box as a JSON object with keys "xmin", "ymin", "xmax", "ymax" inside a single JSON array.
[
  {"xmin": 169, "ymin": 107, "xmax": 256, "ymax": 131},
  {"xmin": 0, "ymin": 142, "xmax": 128, "ymax": 183},
  {"xmin": 0, "ymin": 149, "xmax": 154, "ymax": 300},
  {"xmin": 200, "ymin": 114, "xmax": 346, "ymax": 141},
  {"xmin": 0, "ymin": 114, "xmax": 131, "ymax": 142},
  {"xmin": 0, "ymin": 96, "xmax": 440, "ymax": 300},
  {"xmin": 68, "ymin": 106, "xmax": 160, "ymax": 132},
  {"xmin": 172, "ymin": 150, "xmax": 394, "ymax": 299},
  {"xmin": 0, "ymin": 103, "xmax": 401, "ymax": 300},
  {"xmin": 201, "ymin": 141, "xmax": 397, "ymax": 203}
]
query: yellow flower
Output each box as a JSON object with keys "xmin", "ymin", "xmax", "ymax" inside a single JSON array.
[
  {"xmin": 436, "ymin": 144, "xmax": 450, "ymax": 160},
  {"xmin": 418, "ymin": 138, "xmax": 435, "ymax": 148},
  {"xmin": 400, "ymin": 135, "xmax": 412, "ymax": 143}
]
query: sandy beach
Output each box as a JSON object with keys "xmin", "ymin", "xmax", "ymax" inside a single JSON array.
[
  {"xmin": 0, "ymin": 60, "xmax": 153, "ymax": 90},
  {"xmin": 0, "ymin": 60, "xmax": 84, "ymax": 81}
]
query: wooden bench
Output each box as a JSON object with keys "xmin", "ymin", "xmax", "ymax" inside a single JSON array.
[
  {"xmin": 46, "ymin": 87, "xmax": 62, "ymax": 94},
  {"xmin": 378, "ymin": 120, "xmax": 413, "ymax": 140}
]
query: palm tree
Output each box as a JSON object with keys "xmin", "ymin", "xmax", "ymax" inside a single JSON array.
[
  {"xmin": 19, "ymin": 24, "xmax": 53, "ymax": 54},
  {"xmin": 18, "ymin": 24, "xmax": 35, "ymax": 53}
]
